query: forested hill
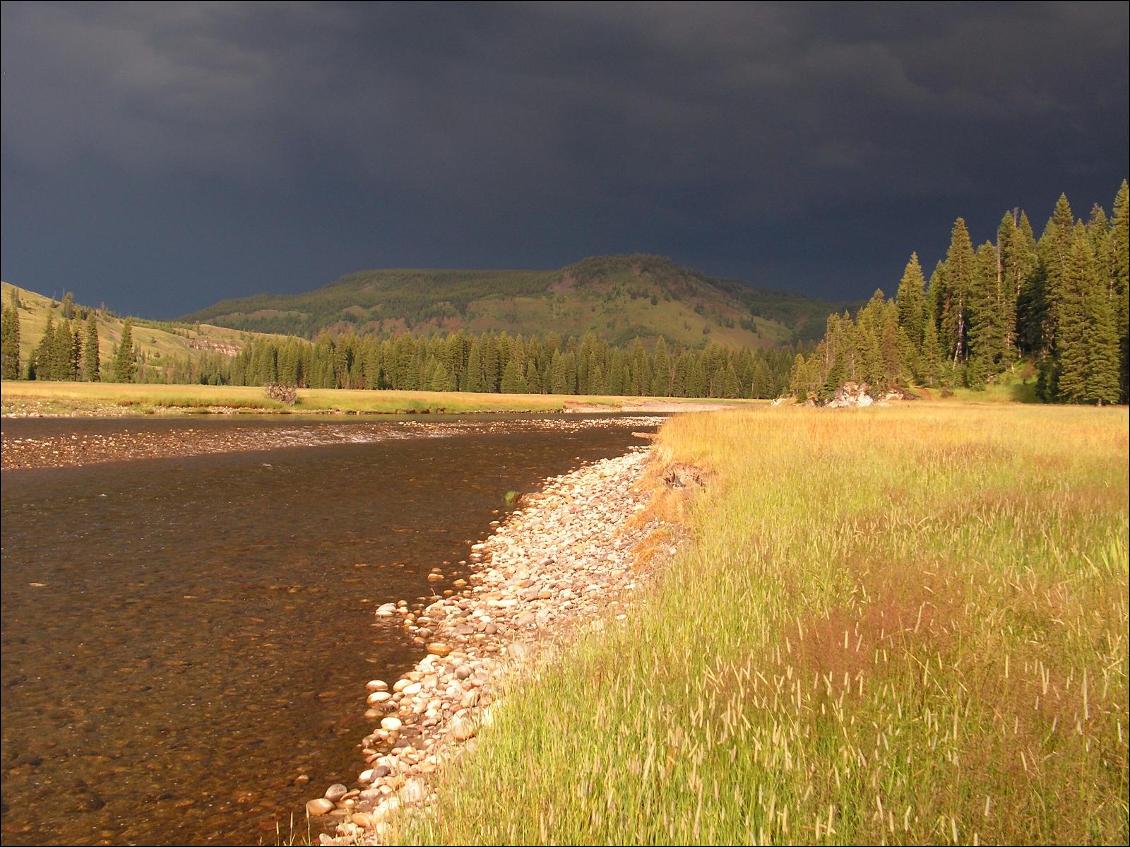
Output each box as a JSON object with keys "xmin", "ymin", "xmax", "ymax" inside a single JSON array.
[{"xmin": 184, "ymin": 254, "xmax": 847, "ymax": 348}]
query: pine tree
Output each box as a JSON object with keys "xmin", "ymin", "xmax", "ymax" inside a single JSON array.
[
  {"xmin": 586, "ymin": 352, "xmax": 606, "ymax": 395},
  {"xmin": 48, "ymin": 318, "xmax": 72, "ymax": 380},
  {"xmin": 1002, "ymin": 210, "xmax": 1038, "ymax": 355},
  {"xmin": 1087, "ymin": 282, "xmax": 1122, "ymax": 404},
  {"xmin": 1111, "ymin": 180, "xmax": 1129, "ymax": 400},
  {"xmin": 430, "ymin": 362, "xmax": 456, "ymax": 392},
  {"xmin": 1087, "ymin": 204, "xmax": 1111, "ymax": 277},
  {"xmin": 650, "ymin": 337, "xmax": 671, "ymax": 395},
  {"xmin": 0, "ymin": 303, "xmax": 19, "ymax": 380},
  {"xmin": 685, "ymin": 354, "xmax": 706, "ymax": 398},
  {"xmin": 878, "ymin": 299, "xmax": 903, "ymax": 390},
  {"xmin": 921, "ymin": 314, "xmax": 942, "ymax": 385},
  {"xmin": 464, "ymin": 339, "xmax": 484, "ymax": 392},
  {"xmin": 967, "ymin": 242, "xmax": 1008, "ymax": 387},
  {"xmin": 112, "ymin": 319, "xmax": 138, "ymax": 383},
  {"xmin": 82, "ymin": 314, "xmax": 101, "ymax": 381},
  {"xmin": 749, "ymin": 357, "xmax": 772, "ymax": 398},
  {"xmin": 32, "ymin": 315, "xmax": 55, "ymax": 380},
  {"xmin": 499, "ymin": 355, "xmax": 527, "ymax": 394},
  {"xmin": 937, "ymin": 218, "xmax": 976, "ymax": 364},
  {"xmin": 524, "ymin": 359, "xmax": 542, "ymax": 394},
  {"xmin": 895, "ymin": 252, "xmax": 927, "ymax": 353},
  {"xmin": 1037, "ymin": 194, "xmax": 1076, "ymax": 355},
  {"xmin": 71, "ymin": 324, "xmax": 82, "ymax": 381},
  {"xmin": 1055, "ymin": 224, "xmax": 1097, "ymax": 403}
]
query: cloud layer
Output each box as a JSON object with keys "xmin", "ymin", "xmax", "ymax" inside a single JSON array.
[{"xmin": 3, "ymin": 2, "xmax": 1127, "ymax": 316}]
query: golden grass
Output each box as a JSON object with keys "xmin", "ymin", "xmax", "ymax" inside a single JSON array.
[
  {"xmin": 1, "ymin": 281, "xmax": 289, "ymax": 376},
  {"xmin": 410, "ymin": 403, "xmax": 1129, "ymax": 845},
  {"xmin": 0, "ymin": 380, "xmax": 758, "ymax": 416}
]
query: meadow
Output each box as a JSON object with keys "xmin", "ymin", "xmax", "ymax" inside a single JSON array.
[
  {"xmin": 0, "ymin": 380, "xmax": 755, "ymax": 416},
  {"xmin": 410, "ymin": 403, "xmax": 1129, "ymax": 845}
]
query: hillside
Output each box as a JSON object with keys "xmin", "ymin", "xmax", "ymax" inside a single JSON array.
[
  {"xmin": 185, "ymin": 255, "xmax": 846, "ymax": 347},
  {"xmin": 1, "ymin": 281, "xmax": 286, "ymax": 381}
]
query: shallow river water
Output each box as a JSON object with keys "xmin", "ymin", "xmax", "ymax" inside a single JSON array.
[{"xmin": 0, "ymin": 415, "xmax": 654, "ymax": 845}]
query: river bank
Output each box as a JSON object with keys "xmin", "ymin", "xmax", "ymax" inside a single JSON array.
[
  {"xmin": 0, "ymin": 381, "xmax": 753, "ymax": 420},
  {"xmin": 402, "ymin": 404, "xmax": 1128, "ymax": 845},
  {"xmin": 304, "ymin": 444, "xmax": 681, "ymax": 844},
  {"xmin": 0, "ymin": 415, "xmax": 663, "ymax": 470}
]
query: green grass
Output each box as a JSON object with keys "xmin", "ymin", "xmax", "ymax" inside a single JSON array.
[
  {"xmin": 409, "ymin": 403, "xmax": 1129, "ymax": 845},
  {"xmin": 0, "ymin": 380, "xmax": 758, "ymax": 416}
]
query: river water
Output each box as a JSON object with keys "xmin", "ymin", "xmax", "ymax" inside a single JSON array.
[{"xmin": 0, "ymin": 414, "xmax": 654, "ymax": 845}]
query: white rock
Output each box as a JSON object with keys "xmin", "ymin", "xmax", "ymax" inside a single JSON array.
[{"xmin": 399, "ymin": 778, "xmax": 427, "ymax": 805}]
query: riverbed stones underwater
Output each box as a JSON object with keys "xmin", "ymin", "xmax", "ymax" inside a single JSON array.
[{"xmin": 305, "ymin": 445, "xmax": 675, "ymax": 844}]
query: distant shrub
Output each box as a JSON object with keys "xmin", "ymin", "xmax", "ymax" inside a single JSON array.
[{"xmin": 265, "ymin": 383, "xmax": 297, "ymax": 405}]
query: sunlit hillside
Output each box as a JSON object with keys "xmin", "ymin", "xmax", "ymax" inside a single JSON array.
[{"xmin": 1, "ymin": 281, "xmax": 287, "ymax": 381}]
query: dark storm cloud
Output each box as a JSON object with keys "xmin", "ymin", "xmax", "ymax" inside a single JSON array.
[{"xmin": 2, "ymin": 2, "xmax": 1127, "ymax": 316}]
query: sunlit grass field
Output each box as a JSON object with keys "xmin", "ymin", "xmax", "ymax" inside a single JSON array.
[
  {"xmin": 0, "ymin": 380, "xmax": 757, "ymax": 416},
  {"xmin": 410, "ymin": 403, "xmax": 1129, "ymax": 845}
]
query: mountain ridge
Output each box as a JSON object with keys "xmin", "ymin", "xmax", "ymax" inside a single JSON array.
[{"xmin": 184, "ymin": 254, "xmax": 849, "ymax": 348}]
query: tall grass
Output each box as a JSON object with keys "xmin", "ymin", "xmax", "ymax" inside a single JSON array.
[{"xmin": 410, "ymin": 404, "xmax": 1129, "ymax": 844}]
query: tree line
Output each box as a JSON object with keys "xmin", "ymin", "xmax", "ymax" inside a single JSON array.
[
  {"xmin": 0, "ymin": 288, "xmax": 138, "ymax": 382},
  {"xmin": 790, "ymin": 180, "xmax": 1128, "ymax": 405},
  {"xmin": 2, "ymin": 282, "xmax": 797, "ymax": 398},
  {"xmin": 167, "ymin": 330, "xmax": 798, "ymax": 399}
]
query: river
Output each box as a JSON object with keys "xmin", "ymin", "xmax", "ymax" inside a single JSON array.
[{"xmin": 0, "ymin": 414, "xmax": 655, "ymax": 845}]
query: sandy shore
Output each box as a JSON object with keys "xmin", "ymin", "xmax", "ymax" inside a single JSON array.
[{"xmin": 303, "ymin": 445, "xmax": 675, "ymax": 844}]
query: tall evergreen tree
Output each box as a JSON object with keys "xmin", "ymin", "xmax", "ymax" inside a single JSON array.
[
  {"xmin": 1087, "ymin": 278, "xmax": 1122, "ymax": 405},
  {"xmin": 937, "ymin": 218, "xmax": 976, "ymax": 365},
  {"xmin": 650, "ymin": 337, "xmax": 671, "ymax": 396},
  {"xmin": 0, "ymin": 302, "xmax": 19, "ymax": 380},
  {"xmin": 70, "ymin": 324, "xmax": 82, "ymax": 381},
  {"xmin": 31, "ymin": 314, "xmax": 55, "ymax": 380},
  {"xmin": 967, "ymin": 242, "xmax": 1009, "ymax": 387},
  {"xmin": 1055, "ymin": 225, "xmax": 1098, "ymax": 403},
  {"xmin": 895, "ymin": 252, "xmax": 927, "ymax": 354},
  {"xmin": 499, "ymin": 355, "xmax": 528, "ymax": 394},
  {"xmin": 921, "ymin": 314, "xmax": 942, "ymax": 385},
  {"xmin": 1111, "ymin": 180, "xmax": 1129, "ymax": 400},
  {"xmin": 464, "ymin": 338, "xmax": 484, "ymax": 392},
  {"xmin": 48, "ymin": 319, "xmax": 72, "ymax": 380},
  {"xmin": 82, "ymin": 314, "xmax": 100, "ymax": 381},
  {"xmin": 112, "ymin": 319, "xmax": 138, "ymax": 383},
  {"xmin": 1002, "ymin": 210, "xmax": 1038, "ymax": 355},
  {"xmin": 1037, "ymin": 194, "xmax": 1077, "ymax": 355}
]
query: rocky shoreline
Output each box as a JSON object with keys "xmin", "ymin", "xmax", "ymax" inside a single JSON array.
[
  {"xmin": 304, "ymin": 445, "xmax": 673, "ymax": 844},
  {"xmin": 0, "ymin": 415, "xmax": 663, "ymax": 470}
]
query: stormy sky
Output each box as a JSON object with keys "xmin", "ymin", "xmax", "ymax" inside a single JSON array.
[{"xmin": 2, "ymin": 2, "xmax": 1127, "ymax": 318}]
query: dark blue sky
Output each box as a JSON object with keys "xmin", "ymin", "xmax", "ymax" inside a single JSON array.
[{"xmin": 2, "ymin": 2, "xmax": 1127, "ymax": 318}]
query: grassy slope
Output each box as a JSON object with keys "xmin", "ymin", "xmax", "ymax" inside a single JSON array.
[
  {"xmin": 0, "ymin": 380, "xmax": 759, "ymax": 416},
  {"xmin": 1, "ymin": 281, "xmax": 286, "ymax": 379},
  {"xmin": 411, "ymin": 403, "xmax": 1129, "ymax": 845},
  {"xmin": 184, "ymin": 255, "xmax": 842, "ymax": 348}
]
